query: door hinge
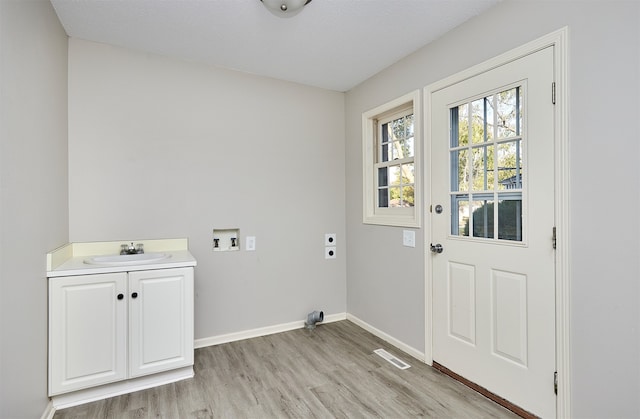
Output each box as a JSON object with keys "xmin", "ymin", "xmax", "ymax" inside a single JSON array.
[
  {"xmin": 552, "ymin": 227, "xmax": 557, "ymax": 249},
  {"xmin": 554, "ymin": 371, "xmax": 558, "ymax": 395},
  {"xmin": 552, "ymin": 82, "xmax": 556, "ymax": 105}
]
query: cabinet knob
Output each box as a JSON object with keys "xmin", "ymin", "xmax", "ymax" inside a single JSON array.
[
  {"xmin": 117, "ymin": 293, "xmax": 124, "ymax": 300},
  {"xmin": 131, "ymin": 292, "xmax": 138, "ymax": 299}
]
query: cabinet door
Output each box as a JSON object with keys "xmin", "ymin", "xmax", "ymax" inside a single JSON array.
[
  {"xmin": 49, "ymin": 272, "xmax": 127, "ymax": 395},
  {"xmin": 128, "ymin": 267, "xmax": 194, "ymax": 378}
]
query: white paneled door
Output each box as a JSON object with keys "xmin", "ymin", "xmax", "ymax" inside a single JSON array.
[{"xmin": 430, "ymin": 47, "xmax": 556, "ymax": 418}]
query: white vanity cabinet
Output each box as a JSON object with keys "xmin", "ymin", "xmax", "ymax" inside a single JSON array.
[{"xmin": 48, "ymin": 267, "xmax": 194, "ymax": 396}]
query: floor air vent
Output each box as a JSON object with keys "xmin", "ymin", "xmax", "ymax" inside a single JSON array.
[{"xmin": 374, "ymin": 348, "xmax": 411, "ymax": 370}]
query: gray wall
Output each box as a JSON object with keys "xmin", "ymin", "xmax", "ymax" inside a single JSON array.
[
  {"xmin": 67, "ymin": 39, "xmax": 347, "ymax": 339},
  {"xmin": 2, "ymin": 0, "xmax": 639, "ymax": 417},
  {"xmin": 0, "ymin": 0, "xmax": 69, "ymax": 417},
  {"xmin": 345, "ymin": 1, "xmax": 640, "ymax": 417}
]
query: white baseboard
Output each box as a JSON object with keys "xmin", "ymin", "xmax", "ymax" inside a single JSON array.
[
  {"xmin": 346, "ymin": 313, "xmax": 425, "ymax": 362},
  {"xmin": 40, "ymin": 401, "xmax": 55, "ymax": 419},
  {"xmin": 51, "ymin": 366, "xmax": 194, "ymax": 410},
  {"xmin": 194, "ymin": 312, "xmax": 347, "ymax": 349}
]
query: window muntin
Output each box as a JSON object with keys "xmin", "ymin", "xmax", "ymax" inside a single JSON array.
[{"xmin": 450, "ymin": 86, "xmax": 524, "ymax": 242}]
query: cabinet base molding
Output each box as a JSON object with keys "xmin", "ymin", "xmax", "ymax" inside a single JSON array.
[{"xmin": 51, "ymin": 366, "xmax": 194, "ymax": 410}]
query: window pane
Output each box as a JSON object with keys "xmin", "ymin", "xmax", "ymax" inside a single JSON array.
[
  {"xmin": 381, "ymin": 143, "xmax": 389, "ymax": 162},
  {"xmin": 471, "ymin": 146, "xmax": 495, "ymax": 191},
  {"xmin": 402, "ymin": 163, "xmax": 415, "ymax": 207},
  {"xmin": 382, "ymin": 122, "xmax": 390, "ymax": 143},
  {"xmin": 378, "ymin": 167, "xmax": 388, "ymax": 187},
  {"xmin": 518, "ymin": 86, "xmax": 523, "ymax": 136},
  {"xmin": 391, "ymin": 117, "xmax": 404, "ymax": 140},
  {"xmin": 497, "ymin": 140, "xmax": 522, "ymax": 190},
  {"xmin": 378, "ymin": 188, "xmax": 388, "ymax": 208},
  {"xmin": 451, "ymin": 195, "xmax": 470, "ymax": 237},
  {"xmin": 471, "ymin": 147, "xmax": 483, "ymax": 190},
  {"xmin": 498, "ymin": 198, "xmax": 522, "ymax": 241},
  {"xmin": 389, "ymin": 186, "xmax": 401, "ymax": 207},
  {"xmin": 402, "ymin": 185, "xmax": 415, "ymax": 207},
  {"xmin": 403, "ymin": 137, "xmax": 414, "ymax": 159},
  {"xmin": 471, "ymin": 99, "xmax": 485, "ymax": 144},
  {"xmin": 389, "ymin": 165, "xmax": 401, "ymax": 186},
  {"xmin": 451, "ymin": 149, "xmax": 469, "ymax": 192},
  {"xmin": 452, "ymin": 104, "xmax": 469, "ymax": 147},
  {"xmin": 392, "ymin": 139, "xmax": 413, "ymax": 160},
  {"xmin": 485, "ymin": 95, "xmax": 494, "ymax": 142},
  {"xmin": 406, "ymin": 114, "xmax": 415, "ymax": 138},
  {"xmin": 497, "ymin": 87, "xmax": 519, "ymax": 138},
  {"xmin": 471, "ymin": 199, "xmax": 494, "ymax": 239},
  {"xmin": 402, "ymin": 163, "xmax": 415, "ymax": 185}
]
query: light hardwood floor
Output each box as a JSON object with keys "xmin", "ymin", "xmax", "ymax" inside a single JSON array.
[{"xmin": 53, "ymin": 320, "xmax": 518, "ymax": 418}]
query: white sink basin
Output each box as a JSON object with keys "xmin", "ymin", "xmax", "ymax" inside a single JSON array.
[{"xmin": 84, "ymin": 252, "xmax": 171, "ymax": 266}]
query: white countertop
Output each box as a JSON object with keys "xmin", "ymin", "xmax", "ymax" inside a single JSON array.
[{"xmin": 47, "ymin": 239, "xmax": 197, "ymax": 277}]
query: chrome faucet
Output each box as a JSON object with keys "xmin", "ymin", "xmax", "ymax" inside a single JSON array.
[{"xmin": 120, "ymin": 242, "xmax": 144, "ymax": 255}]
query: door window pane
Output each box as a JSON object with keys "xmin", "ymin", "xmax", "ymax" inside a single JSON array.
[
  {"xmin": 496, "ymin": 87, "xmax": 522, "ymax": 138},
  {"xmin": 471, "ymin": 99, "xmax": 486, "ymax": 144},
  {"xmin": 451, "ymin": 196, "xmax": 470, "ymax": 237},
  {"xmin": 452, "ymin": 104, "xmax": 469, "ymax": 147},
  {"xmin": 472, "ymin": 145, "xmax": 495, "ymax": 191},
  {"xmin": 497, "ymin": 140, "xmax": 522, "ymax": 190},
  {"xmin": 470, "ymin": 199, "xmax": 494, "ymax": 239},
  {"xmin": 498, "ymin": 198, "xmax": 522, "ymax": 241},
  {"xmin": 451, "ymin": 149, "xmax": 470, "ymax": 192}
]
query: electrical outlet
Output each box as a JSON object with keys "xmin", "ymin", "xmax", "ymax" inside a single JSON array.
[
  {"xmin": 403, "ymin": 230, "xmax": 416, "ymax": 248},
  {"xmin": 325, "ymin": 246, "xmax": 336, "ymax": 259},
  {"xmin": 325, "ymin": 233, "xmax": 336, "ymax": 246},
  {"xmin": 246, "ymin": 236, "xmax": 256, "ymax": 251}
]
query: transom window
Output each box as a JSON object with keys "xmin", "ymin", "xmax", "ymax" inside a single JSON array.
[{"xmin": 450, "ymin": 85, "xmax": 524, "ymax": 241}]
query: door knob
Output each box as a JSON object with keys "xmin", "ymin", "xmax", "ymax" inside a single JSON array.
[{"xmin": 430, "ymin": 243, "xmax": 443, "ymax": 254}]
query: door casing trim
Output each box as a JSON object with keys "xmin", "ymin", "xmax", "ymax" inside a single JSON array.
[{"xmin": 422, "ymin": 27, "xmax": 570, "ymax": 418}]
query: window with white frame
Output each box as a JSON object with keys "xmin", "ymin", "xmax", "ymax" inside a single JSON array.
[{"xmin": 362, "ymin": 90, "xmax": 421, "ymax": 227}]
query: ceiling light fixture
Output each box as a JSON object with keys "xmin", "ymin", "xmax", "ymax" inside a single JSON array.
[{"xmin": 261, "ymin": 0, "xmax": 312, "ymax": 17}]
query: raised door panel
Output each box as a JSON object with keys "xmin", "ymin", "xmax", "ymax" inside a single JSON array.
[
  {"xmin": 49, "ymin": 272, "xmax": 127, "ymax": 395},
  {"xmin": 128, "ymin": 267, "xmax": 194, "ymax": 378}
]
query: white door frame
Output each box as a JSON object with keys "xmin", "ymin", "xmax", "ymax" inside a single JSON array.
[{"xmin": 423, "ymin": 27, "xmax": 570, "ymax": 418}]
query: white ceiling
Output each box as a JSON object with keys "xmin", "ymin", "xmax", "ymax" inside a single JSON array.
[{"xmin": 50, "ymin": 0, "xmax": 500, "ymax": 92}]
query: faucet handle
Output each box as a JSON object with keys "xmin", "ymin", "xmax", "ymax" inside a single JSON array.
[{"xmin": 135, "ymin": 243, "xmax": 144, "ymax": 254}]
